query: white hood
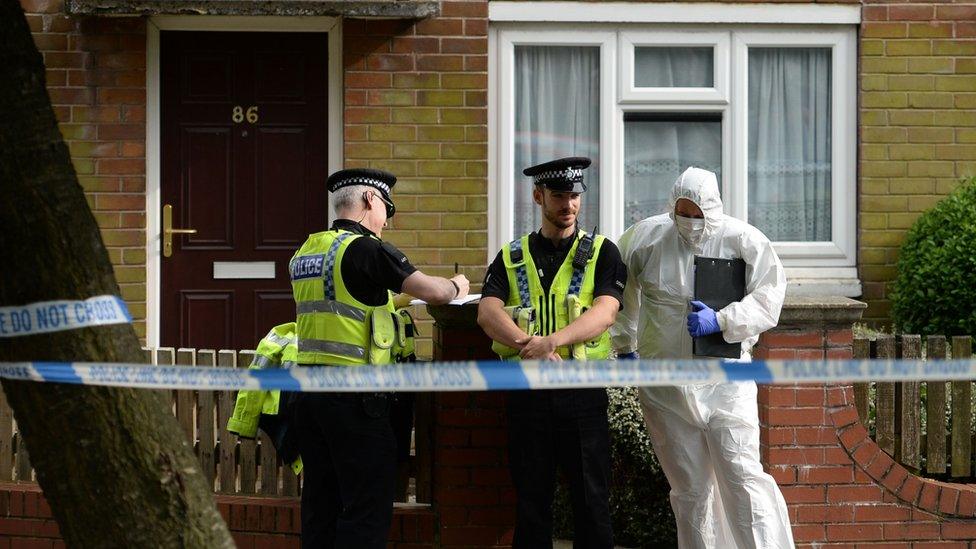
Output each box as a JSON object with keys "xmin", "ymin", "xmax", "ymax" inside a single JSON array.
[{"xmin": 668, "ymin": 167, "xmax": 724, "ymax": 247}]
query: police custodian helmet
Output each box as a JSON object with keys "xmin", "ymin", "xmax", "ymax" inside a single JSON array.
[
  {"xmin": 327, "ymin": 168, "xmax": 397, "ymax": 218},
  {"xmin": 523, "ymin": 156, "xmax": 591, "ymax": 193}
]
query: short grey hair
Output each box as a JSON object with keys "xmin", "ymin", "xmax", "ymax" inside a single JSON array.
[{"xmin": 332, "ymin": 184, "xmax": 369, "ymax": 214}]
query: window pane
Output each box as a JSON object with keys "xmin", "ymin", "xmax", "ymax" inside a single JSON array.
[
  {"xmin": 515, "ymin": 46, "xmax": 600, "ymax": 236},
  {"xmin": 748, "ymin": 47, "xmax": 831, "ymax": 242},
  {"xmin": 624, "ymin": 115, "xmax": 722, "ymax": 227},
  {"xmin": 634, "ymin": 47, "xmax": 713, "ymax": 88}
]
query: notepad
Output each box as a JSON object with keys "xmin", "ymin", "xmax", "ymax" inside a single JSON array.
[
  {"xmin": 693, "ymin": 256, "xmax": 745, "ymax": 359},
  {"xmin": 409, "ymin": 294, "xmax": 482, "ymax": 306}
]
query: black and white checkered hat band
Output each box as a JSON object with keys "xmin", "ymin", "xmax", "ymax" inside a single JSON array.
[
  {"xmin": 331, "ymin": 177, "xmax": 391, "ymax": 195},
  {"xmin": 532, "ymin": 168, "xmax": 584, "ymax": 185}
]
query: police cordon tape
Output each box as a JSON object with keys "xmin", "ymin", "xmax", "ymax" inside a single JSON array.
[
  {"xmin": 3, "ymin": 296, "xmax": 975, "ymax": 391},
  {"xmin": 0, "ymin": 295, "xmax": 131, "ymax": 338},
  {"xmin": 1, "ymin": 358, "xmax": 976, "ymax": 392}
]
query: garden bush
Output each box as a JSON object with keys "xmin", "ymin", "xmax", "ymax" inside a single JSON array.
[
  {"xmin": 890, "ymin": 177, "xmax": 976, "ymax": 336},
  {"xmin": 553, "ymin": 387, "xmax": 676, "ymax": 547}
]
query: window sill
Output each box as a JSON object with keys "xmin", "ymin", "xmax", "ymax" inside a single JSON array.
[{"xmin": 785, "ymin": 267, "xmax": 861, "ymax": 298}]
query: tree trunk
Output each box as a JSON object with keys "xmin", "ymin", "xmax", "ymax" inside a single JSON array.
[{"xmin": 0, "ymin": 2, "xmax": 234, "ymax": 546}]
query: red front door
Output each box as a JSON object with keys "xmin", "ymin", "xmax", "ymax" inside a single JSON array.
[{"xmin": 160, "ymin": 31, "xmax": 328, "ymax": 350}]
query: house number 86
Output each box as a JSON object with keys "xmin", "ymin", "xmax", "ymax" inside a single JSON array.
[{"xmin": 232, "ymin": 106, "xmax": 259, "ymax": 124}]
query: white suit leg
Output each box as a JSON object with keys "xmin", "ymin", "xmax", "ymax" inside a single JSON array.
[
  {"xmin": 704, "ymin": 382, "xmax": 795, "ymax": 549},
  {"xmin": 639, "ymin": 388, "xmax": 732, "ymax": 549}
]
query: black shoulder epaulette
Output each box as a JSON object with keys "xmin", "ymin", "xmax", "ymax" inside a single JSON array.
[{"xmin": 380, "ymin": 240, "xmax": 410, "ymax": 266}]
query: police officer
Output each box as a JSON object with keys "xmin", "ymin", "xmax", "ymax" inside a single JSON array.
[
  {"xmin": 290, "ymin": 168, "xmax": 469, "ymax": 548},
  {"xmin": 477, "ymin": 157, "xmax": 627, "ymax": 549}
]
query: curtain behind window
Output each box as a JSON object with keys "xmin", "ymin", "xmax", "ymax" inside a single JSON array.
[
  {"xmin": 748, "ymin": 47, "xmax": 832, "ymax": 242},
  {"xmin": 514, "ymin": 46, "xmax": 600, "ymax": 237},
  {"xmin": 634, "ymin": 47, "xmax": 713, "ymax": 88},
  {"xmin": 624, "ymin": 117, "xmax": 722, "ymax": 227}
]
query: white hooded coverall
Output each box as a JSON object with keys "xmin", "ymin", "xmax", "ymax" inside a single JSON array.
[{"xmin": 611, "ymin": 167, "xmax": 794, "ymax": 549}]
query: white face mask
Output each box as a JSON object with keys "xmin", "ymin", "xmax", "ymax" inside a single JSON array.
[{"xmin": 675, "ymin": 214, "xmax": 706, "ymax": 244}]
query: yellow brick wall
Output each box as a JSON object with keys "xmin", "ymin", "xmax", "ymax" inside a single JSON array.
[
  {"xmin": 343, "ymin": 8, "xmax": 488, "ymax": 358},
  {"xmin": 860, "ymin": 3, "xmax": 976, "ymax": 323}
]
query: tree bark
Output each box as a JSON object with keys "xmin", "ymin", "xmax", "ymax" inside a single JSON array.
[{"xmin": 0, "ymin": 2, "xmax": 234, "ymax": 546}]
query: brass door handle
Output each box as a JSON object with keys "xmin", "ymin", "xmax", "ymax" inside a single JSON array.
[{"xmin": 162, "ymin": 204, "xmax": 197, "ymax": 258}]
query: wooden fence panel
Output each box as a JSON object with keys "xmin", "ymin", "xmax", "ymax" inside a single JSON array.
[
  {"xmin": 175, "ymin": 349, "xmax": 196, "ymax": 442},
  {"xmin": 0, "ymin": 346, "xmax": 435, "ymax": 499},
  {"xmin": 197, "ymin": 350, "xmax": 217, "ymax": 489},
  {"xmin": 237, "ymin": 351, "xmax": 257, "ymax": 494},
  {"xmin": 156, "ymin": 348, "xmax": 176, "ymax": 420},
  {"xmin": 926, "ymin": 335, "xmax": 948, "ymax": 475},
  {"xmin": 853, "ymin": 338, "xmax": 871, "ymax": 426},
  {"xmin": 951, "ymin": 336, "xmax": 973, "ymax": 478},
  {"xmin": 258, "ymin": 430, "xmax": 278, "ymax": 495},
  {"xmin": 875, "ymin": 335, "xmax": 896, "ymax": 456},
  {"xmin": 217, "ymin": 350, "xmax": 237, "ymax": 493},
  {"xmin": 899, "ymin": 335, "xmax": 921, "ymax": 470},
  {"xmin": 15, "ymin": 435, "xmax": 31, "ymax": 482},
  {"xmin": 282, "ymin": 461, "xmax": 299, "ymax": 497},
  {"xmin": 0, "ymin": 387, "xmax": 14, "ymax": 482}
]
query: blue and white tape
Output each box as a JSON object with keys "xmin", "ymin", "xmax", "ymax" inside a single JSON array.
[
  {"xmin": 0, "ymin": 358, "xmax": 974, "ymax": 392},
  {"xmin": 0, "ymin": 295, "xmax": 131, "ymax": 338}
]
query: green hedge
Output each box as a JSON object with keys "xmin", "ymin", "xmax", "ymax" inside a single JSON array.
[
  {"xmin": 891, "ymin": 177, "xmax": 976, "ymax": 336},
  {"xmin": 554, "ymin": 388, "xmax": 676, "ymax": 548}
]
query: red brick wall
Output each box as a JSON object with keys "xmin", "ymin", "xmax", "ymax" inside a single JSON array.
[
  {"xmin": 0, "ymin": 483, "xmax": 435, "ymax": 548},
  {"xmin": 755, "ymin": 320, "xmax": 976, "ymax": 547},
  {"xmin": 431, "ymin": 305, "xmax": 516, "ymax": 548}
]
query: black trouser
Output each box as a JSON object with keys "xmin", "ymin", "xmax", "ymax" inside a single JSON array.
[
  {"xmin": 296, "ymin": 392, "xmax": 396, "ymax": 549},
  {"xmin": 506, "ymin": 388, "xmax": 613, "ymax": 549}
]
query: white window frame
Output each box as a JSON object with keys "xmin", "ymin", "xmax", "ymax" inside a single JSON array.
[
  {"xmin": 490, "ymin": 21, "xmax": 858, "ymax": 277},
  {"xmin": 732, "ymin": 27, "xmax": 857, "ymax": 267},
  {"xmin": 489, "ymin": 25, "xmax": 616, "ymax": 255},
  {"xmin": 619, "ymin": 30, "xmax": 730, "ymax": 104}
]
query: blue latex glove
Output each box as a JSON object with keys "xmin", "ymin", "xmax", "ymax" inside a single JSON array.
[
  {"xmin": 617, "ymin": 351, "xmax": 639, "ymax": 360},
  {"xmin": 687, "ymin": 300, "xmax": 721, "ymax": 337}
]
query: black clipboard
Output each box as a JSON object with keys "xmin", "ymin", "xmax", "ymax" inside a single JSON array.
[{"xmin": 693, "ymin": 256, "xmax": 746, "ymax": 358}]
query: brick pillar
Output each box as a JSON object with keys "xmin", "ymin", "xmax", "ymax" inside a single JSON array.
[
  {"xmin": 427, "ymin": 303, "xmax": 515, "ymax": 548},
  {"xmin": 754, "ymin": 296, "xmax": 866, "ymax": 473}
]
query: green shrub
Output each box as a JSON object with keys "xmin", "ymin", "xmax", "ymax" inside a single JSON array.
[
  {"xmin": 891, "ymin": 177, "xmax": 976, "ymax": 336},
  {"xmin": 553, "ymin": 388, "xmax": 676, "ymax": 548}
]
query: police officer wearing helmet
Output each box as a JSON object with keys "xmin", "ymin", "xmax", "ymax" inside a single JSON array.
[
  {"xmin": 477, "ymin": 157, "xmax": 627, "ymax": 548},
  {"xmin": 290, "ymin": 168, "xmax": 469, "ymax": 548}
]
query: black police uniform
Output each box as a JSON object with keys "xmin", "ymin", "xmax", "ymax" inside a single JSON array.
[
  {"xmin": 294, "ymin": 169, "xmax": 416, "ymax": 549},
  {"xmin": 482, "ymin": 157, "xmax": 627, "ymax": 549}
]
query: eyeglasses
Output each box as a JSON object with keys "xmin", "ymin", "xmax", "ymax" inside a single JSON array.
[{"xmin": 363, "ymin": 191, "xmax": 396, "ymax": 218}]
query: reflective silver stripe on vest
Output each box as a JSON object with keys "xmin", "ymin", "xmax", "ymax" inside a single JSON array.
[
  {"xmin": 264, "ymin": 332, "xmax": 293, "ymax": 348},
  {"xmin": 280, "ymin": 360, "xmax": 297, "ymax": 369},
  {"xmin": 298, "ymin": 338, "xmax": 367, "ymax": 359},
  {"xmin": 296, "ymin": 299, "xmax": 366, "ymax": 322},
  {"xmin": 251, "ymin": 355, "xmax": 276, "ymax": 369}
]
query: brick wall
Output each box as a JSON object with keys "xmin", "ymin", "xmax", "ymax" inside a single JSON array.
[
  {"xmin": 859, "ymin": 2, "xmax": 976, "ymax": 323},
  {"xmin": 0, "ymin": 483, "xmax": 435, "ymax": 548},
  {"xmin": 22, "ymin": 0, "xmax": 149, "ymax": 337},
  {"xmin": 343, "ymin": 4, "xmax": 489, "ymax": 358},
  {"xmin": 429, "ymin": 304, "xmax": 516, "ymax": 548},
  {"xmin": 755, "ymin": 298, "xmax": 976, "ymax": 547}
]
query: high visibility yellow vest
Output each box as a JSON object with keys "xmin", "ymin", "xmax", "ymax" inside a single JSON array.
[
  {"xmin": 491, "ymin": 231, "xmax": 612, "ymax": 360},
  {"xmin": 290, "ymin": 230, "xmax": 397, "ymax": 366},
  {"xmin": 226, "ymin": 322, "xmax": 303, "ymax": 475}
]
